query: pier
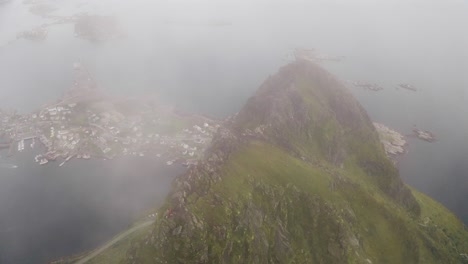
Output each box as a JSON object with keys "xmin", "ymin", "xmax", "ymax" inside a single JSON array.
[{"xmin": 15, "ymin": 131, "xmax": 39, "ymax": 142}]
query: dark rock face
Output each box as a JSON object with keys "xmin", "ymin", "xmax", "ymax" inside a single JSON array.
[
  {"xmin": 233, "ymin": 61, "xmax": 371, "ymax": 166},
  {"xmin": 235, "ymin": 61, "xmax": 371, "ymax": 131},
  {"xmin": 233, "ymin": 61, "xmax": 419, "ymax": 214}
]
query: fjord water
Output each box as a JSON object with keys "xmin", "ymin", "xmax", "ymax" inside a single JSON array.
[
  {"xmin": 0, "ymin": 0, "xmax": 467, "ymax": 262},
  {"xmin": 0, "ymin": 147, "xmax": 184, "ymax": 263}
]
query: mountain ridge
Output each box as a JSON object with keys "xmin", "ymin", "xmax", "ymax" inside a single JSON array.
[
  {"xmin": 87, "ymin": 60, "xmax": 468, "ymax": 264},
  {"xmin": 231, "ymin": 61, "xmax": 419, "ymax": 214}
]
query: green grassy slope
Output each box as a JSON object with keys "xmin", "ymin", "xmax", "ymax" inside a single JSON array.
[
  {"xmin": 232, "ymin": 61, "xmax": 419, "ymax": 214},
  {"xmin": 91, "ymin": 60, "xmax": 468, "ymax": 263},
  {"xmin": 126, "ymin": 142, "xmax": 468, "ymax": 263}
]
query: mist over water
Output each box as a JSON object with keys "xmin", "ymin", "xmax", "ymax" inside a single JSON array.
[
  {"xmin": 0, "ymin": 0, "xmax": 467, "ymax": 262},
  {"xmin": 0, "ymin": 147, "xmax": 184, "ymax": 263}
]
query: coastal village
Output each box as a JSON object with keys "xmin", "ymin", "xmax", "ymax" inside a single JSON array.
[
  {"xmin": 0, "ymin": 48, "xmax": 433, "ymax": 169},
  {"xmin": 0, "ymin": 62, "xmax": 436, "ymax": 168},
  {"xmin": 0, "ymin": 64, "xmax": 219, "ymax": 167}
]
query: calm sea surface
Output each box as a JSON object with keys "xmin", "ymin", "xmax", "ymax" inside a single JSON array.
[{"xmin": 0, "ymin": 146, "xmax": 184, "ymax": 263}]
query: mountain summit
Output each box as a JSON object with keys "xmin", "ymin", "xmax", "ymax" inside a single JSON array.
[
  {"xmin": 98, "ymin": 61, "xmax": 468, "ymax": 264},
  {"xmin": 232, "ymin": 61, "xmax": 419, "ymax": 213}
]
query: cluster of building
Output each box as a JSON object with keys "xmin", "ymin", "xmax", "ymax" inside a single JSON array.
[
  {"xmin": 1, "ymin": 98, "xmax": 220, "ymax": 168},
  {"xmin": 0, "ymin": 63, "xmax": 220, "ymax": 167},
  {"xmin": 33, "ymin": 104, "xmax": 75, "ymax": 122},
  {"xmin": 0, "ymin": 110, "xmax": 38, "ymax": 153}
]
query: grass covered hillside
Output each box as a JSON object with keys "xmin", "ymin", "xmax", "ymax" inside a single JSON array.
[{"xmin": 95, "ymin": 61, "xmax": 468, "ymax": 264}]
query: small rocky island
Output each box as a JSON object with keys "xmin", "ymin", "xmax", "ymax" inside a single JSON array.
[
  {"xmin": 413, "ymin": 128, "xmax": 436, "ymax": 142},
  {"xmin": 16, "ymin": 0, "xmax": 125, "ymax": 44},
  {"xmin": 373, "ymin": 122, "xmax": 407, "ymax": 163},
  {"xmin": 399, "ymin": 83, "xmax": 417, "ymax": 91},
  {"xmin": 352, "ymin": 81, "xmax": 384, "ymax": 91}
]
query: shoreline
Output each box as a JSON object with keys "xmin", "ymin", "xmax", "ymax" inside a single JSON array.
[
  {"xmin": 373, "ymin": 122, "xmax": 408, "ymax": 165},
  {"xmin": 0, "ymin": 64, "xmax": 219, "ymax": 168}
]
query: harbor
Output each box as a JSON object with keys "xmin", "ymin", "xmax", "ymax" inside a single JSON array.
[{"xmin": 0, "ymin": 65, "xmax": 219, "ymax": 168}]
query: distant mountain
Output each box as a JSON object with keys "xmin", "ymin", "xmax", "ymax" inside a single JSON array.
[{"xmin": 88, "ymin": 61, "xmax": 468, "ymax": 264}]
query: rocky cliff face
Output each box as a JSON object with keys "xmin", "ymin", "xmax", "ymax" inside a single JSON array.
[
  {"xmin": 232, "ymin": 61, "xmax": 419, "ymax": 214},
  {"xmin": 122, "ymin": 61, "xmax": 468, "ymax": 264}
]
